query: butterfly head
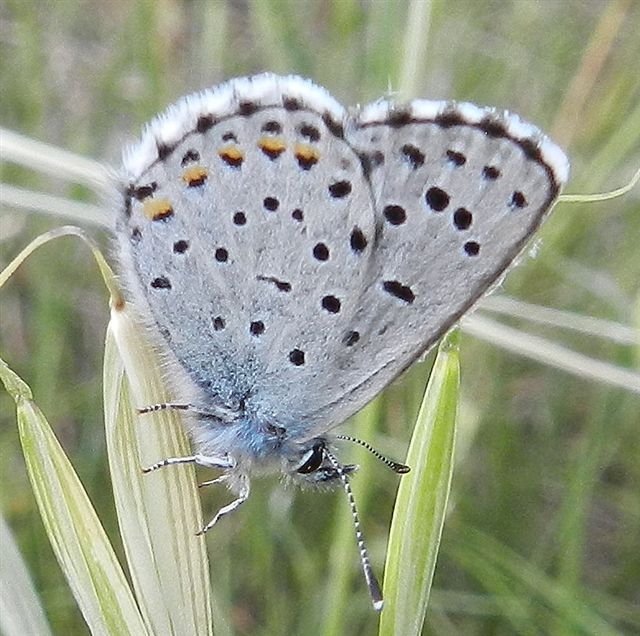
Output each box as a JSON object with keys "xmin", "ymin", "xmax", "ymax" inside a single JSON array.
[{"xmin": 288, "ymin": 438, "xmax": 358, "ymax": 486}]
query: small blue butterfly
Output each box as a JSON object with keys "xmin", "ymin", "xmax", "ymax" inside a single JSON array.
[{"xmin": 116, "ymin": 74, "xmax": 568, "ymax": 608}]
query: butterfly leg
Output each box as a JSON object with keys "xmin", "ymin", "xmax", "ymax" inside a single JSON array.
[
  {"xmin": 198, "ymin": 474, "xmax": 229, "ymax": 488},
  {"xmin": 137, "ymin": 402, "xmax": 195, "ymax": 414},
  {"xmin": 197, "ymin": 474, "xmax": 250, "ymax": 535},
  {"xmin": 137, "ymin": 401, "xmax": 240, "ymax": 420},
  {"xmin": 142, "ymin": 453, "xmax": 235, "ymax": 473}
]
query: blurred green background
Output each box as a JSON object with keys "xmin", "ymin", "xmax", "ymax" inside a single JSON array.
[{"xmin": 1, "ymin": 1, "xmax": 638, "ymax": 634}]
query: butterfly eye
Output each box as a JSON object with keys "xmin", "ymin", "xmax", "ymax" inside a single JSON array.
[{"xmin": 296, "ymin": 442, "xmax": 325, "ymax": 474}]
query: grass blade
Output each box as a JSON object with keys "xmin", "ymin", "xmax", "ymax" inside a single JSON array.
[
  {"xmin": 0, "ymin": 357, "xmax": 149, "ymax": 636},
  {"xmin": 379, "ymin": 331, "xmax": 459, "ymax": 635},
  {"xmin": 105, "ymin": 304, "xmax": 213, "ymax": 635},
  {"xmin": 0, "ymin": 512, "xmax": 53, "ymax": 636},
  {"xmin": 450, "ymin": 528, "xmax": 624, "ymax": 635}
]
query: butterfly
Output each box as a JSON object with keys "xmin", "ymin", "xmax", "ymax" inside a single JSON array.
[{"xmin": 115, "ymin": 73, "xmax": 568, "ymax": 608}]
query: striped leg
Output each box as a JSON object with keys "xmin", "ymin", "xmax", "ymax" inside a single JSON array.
[
  {"xmin": 197, "ymin": 474, "xmax": 250, "ymax": 535},
  {"xmin": 137, "ymin": 402, "xmax": 239, "ymax": 420},
  {"xmin": 142, "ymin": 453, "xmax": 235, "ymax": 473}
]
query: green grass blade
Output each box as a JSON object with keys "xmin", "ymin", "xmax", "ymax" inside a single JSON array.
[
  {"xmin": 105, "ymin": 304, "xmax": 213, "ymax": 635},
  {"xmin": 0, "ymin": 512, "xmax": 53, "ymax": 636},
  {"xmin": 0, "ymin": 357, "xmax": 149, "ymax": 636},
  {"xmin": 451, "ymin": 528, "xmax": 624, "ymax": 635},
  {"xmin": 379, "ymin": 331, "xmax": 459, "ymax": 635}
]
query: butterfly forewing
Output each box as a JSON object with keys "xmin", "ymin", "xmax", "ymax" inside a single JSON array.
[{"xmin": 119, "ymin": 80, "xmax": 377, "ymax": 419}]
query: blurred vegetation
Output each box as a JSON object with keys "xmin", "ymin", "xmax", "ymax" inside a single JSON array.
[{"xmin": 1, "ymin": 1, "xmax": 638, "ymax": 634}]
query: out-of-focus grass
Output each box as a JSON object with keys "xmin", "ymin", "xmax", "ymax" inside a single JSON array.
[{"xmin": 1, "ymin": 1, "xmax": 638, "ymax": 634}]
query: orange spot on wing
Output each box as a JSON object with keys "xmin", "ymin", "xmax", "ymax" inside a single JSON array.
[
  {"xmin": 143, "ymin": 198, "xmax": 174, "ymax": 221},
  {"xmin": 294, "ymin": 143, "xmax": 320, "ymax": 169},
  {"xmin": 258, "ymin": 136, "xmax": 286, "ymax": 159},
  {"xmin": 218, "ymin": 146, "xmax": 244, "ymax": 167},
  {"xmin": 182, "ymin": 165, "xmax": 209, "ymax": 187}
]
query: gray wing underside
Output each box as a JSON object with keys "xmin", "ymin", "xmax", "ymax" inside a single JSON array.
[
  {"xmin": 120, "ymin": 98, "xmax": 560, "ymax": 442},
  {"xmin": 292, "ymin": 116, "xmax": 560, "ymax": 438}
]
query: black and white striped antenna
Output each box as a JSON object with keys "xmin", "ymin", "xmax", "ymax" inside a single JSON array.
[
  {"xmin": 336, "ymin": 434, "xmax": 410, "ymax": 474},
  {"xmin": 324, "ymin": 447, "xmax": 384, "ymax": 611}
]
